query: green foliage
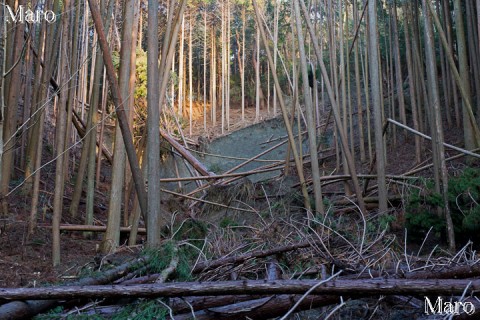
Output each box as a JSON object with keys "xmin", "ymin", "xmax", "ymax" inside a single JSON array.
[
  {"xmin": 405, "ymin": 168, "xmax": 480, "ymax": 242},
  {"xmin": 142, "ymin": 241, "xmax": 193, "ymax": 281},
  {"xmin": 111, "ymin": 299, "xmax": 168, "ymax": 320},
  {"xmin": 111, "ymin": 48, "xmax": 147, "ymax": 104},
  {"xmin": 34, "ymin": 306, "xmax": 65, "ymax": 319},
  {"xmin": 220, "ymin": 216, "xmax": 238, "ymax": 228},
  {"xmin": 134, "ymin": 49, "xmax": 147, "ymax": 101}
]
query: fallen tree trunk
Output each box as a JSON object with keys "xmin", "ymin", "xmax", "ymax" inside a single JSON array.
[
  {"xmin": 168, "ymin": 295, "xmax": 266, "ymax": 315},
  {"xmin": 72, "ymin": 110, "xmax": 113, "ymax": 164},
  {"xmin": 0, "ymin": 257, "xmax": 148, "ymax": 320},
  {"xmin": 171, "ymin": 294, "xmax": 341, "ymax": 320},
  {"xmin": 160, "ymin": 129, "xmax": 212, "ymax": 177},
  {"xmin": 38, "ymin": 224, "xmax": 147, "ymax": 234},
  {"xmin": 2, "ymin": 278, "xmax": 480, "ymax": 300}
]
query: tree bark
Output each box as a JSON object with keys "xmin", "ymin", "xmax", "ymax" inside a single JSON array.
[
  {"xmin": 147, "ymin": 0, "xmax": 161, "ymax": 247},
  {"xmin": 367, "ymin": 0, "xmax": 387, "ymax": 214},
  {"xmin": 3, "ymin": 279, "xmax": 480, "ymax": 300},
  {"xmin": 251, "ymin": 0, "xmax": 311, "ymax": 212},
  {"xmin": 87, "ymin": 0, "xmax": 148, "ymax": 229},
  {"xmin": 453, "ymin": 0, "xmax": 479, "ymax": 153},
  {"xmin": 298, "ymin": 0, "xmax": 366, "ymax": 214},
  {"xmin": 52, "ymin": 0, "xmax": 71, "ymax": 266},
  {"xmin": 1, "ymin": 0, "xmax": 26, "ymax": 216},
  {"xmin": 0, "ymin": 257, "xmax": 148, "ymax": 320},
  {"xmin": 422, "ymin": 0, "xmax": 455, "ymax": 252},
  {"xmin": 293, "ymin": 0, "xmax": 325, "ymax": 216},
  {"xmin": 101, "ymin": 0, "xmax": 137, "ymax": 253},
  {"xmin": 172, "ymin": 294, "xmax": 340, "ymax": 320}
]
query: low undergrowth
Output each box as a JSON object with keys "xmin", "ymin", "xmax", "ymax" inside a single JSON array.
[{"xmin": 405, "ymin": 167, "xmax": 480, "ymax": 246}]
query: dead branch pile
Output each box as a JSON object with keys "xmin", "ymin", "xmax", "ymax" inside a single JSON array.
[{"xmin": 2, "ymin": 212, "xmax": 480, "ymax": 320}]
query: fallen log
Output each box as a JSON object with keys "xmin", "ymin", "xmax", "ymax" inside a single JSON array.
[
  {"xmin": 2, "ymin": 279, "xmax": 480, "ymax": 300},
  {"xmin": 168, "ymin": 295, "xmax": 265, "ymax": 314},
  {"xmin": 160, "ymin": 129, "xmax": 212, "ymax": 177},
  {"xmin": 38, "ymin": 224, "xmax": 147, "ymax": 234},
  {"xmin": 0, "ymin": 257, "xmax": 148, "ymax": 320},
  {"xmin": 402, "ymin": 263, "xmax": 480, "ymax": 280},
  {"xmin": 72, "ymin": 110, "xmax": 113, "ymax": 165},
  {"xmin": 171, "ymin": 294, "xmax": 340, "ymax": 320}
]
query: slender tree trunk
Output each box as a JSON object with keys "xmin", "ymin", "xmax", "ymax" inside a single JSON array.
[
  {"xmin": 466, "ymin": 1, "xmax": 480, "ymax": 109},
  {"xmin": 88, "ymin": 0, "xmax": 117, "ymax": 236},
  {"xmin": 255, "ymin": 27, "xmax": 260, "ymax": 122},
  {"xmin": 392, "ymin": 0, "xmax": 406, "ymax": 132},
  {"xmin": 241, "ymin": 5, "xmax": 246, "ymax": 121},
  {"xmin": 252, "ymin": 0, "xmax": 312, "ymax": 212},
  {"xmin": 404, "ymin": 15, "xmax": 421, "ymax": 164},
  {"xmin": 189, "ymin": 12, "xmax": 193, "ymax": 136},
  {"xmin": 102, "ymin": 0, "xmax": 138, "ymax": 253},
  {"xmin": 422, "ymin": 0, "xmax": 455, "ymax": 252},
  {"xmin": 226, "ymin": 0, "xmax": 231, "ymax": 130},
  {"xmin": 367, "ymin": 0, "xmax": 387, "ymax": 214},
  {"xmin": 211, "ymin": 26, "xmax": 216, "ymax": 126},
  {"xmin": 453, "ymin": 0, "xmax": 479, "ymax": 153},
  {"xmin": 353, "ymin": 0, "xmax": 365, "ymax": 163},
  {"xmin": 52, "ymin": 0, "xmax": 71, "ymax": 266},
  {"xmin": 147, "ymin": 0, "xmax": 161, "ymax": 248},
  {"xmin": 88, "ymin": 0, "xmax": 148, "ymax": 245},
  {"xmin": 1, "ymin": 0, "xmax": 26, "ymax": 215},
  {"xmin": 178, "ymin": 14, "xmax": 185, "ymax": 117},
  {"xmin": 0, "ymin": 0, "xmax": 5, "ymax": 225},
  {"xmin": 293, "ymin": 0, "xmax": 324, "ymax": 216},
  {"xmin": 203, "ymin": 8, "xmax": 207, "ymax": 130},
  {"xmin": 273, "ymin": 0, "xmax": 279, "ymax": 116},
  {"xmin": 26, "ymin": 0, "xmax": 58, "ymax": 232},
  {"xmin": 298, "ymin": 0, "xmax": 367, "ymax": 214}
]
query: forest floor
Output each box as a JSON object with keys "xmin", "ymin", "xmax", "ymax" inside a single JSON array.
[{"xmin": 0, "ymin": 100, "xmax": 475, "ymax": 319}]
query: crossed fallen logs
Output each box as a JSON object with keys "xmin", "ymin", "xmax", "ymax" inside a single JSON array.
[{"xmin": 1, "ymin": 244, "xmax": 480, "ymax": 319}]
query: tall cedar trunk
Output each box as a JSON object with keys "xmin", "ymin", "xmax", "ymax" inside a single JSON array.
[
  {"xmin": 252, "ymin": 0, "xmax": 312, "ymax": 212},
  {"xmin": 404, "ymin": 14, "xmax": 421, "ymax": 164},
  {"xmin": 27, "ymin": 1, "xmax": 50, "ymax": 233},
  {"xmin": 221, "ymin": 2, "xmax": 225, "ymax": 133},
  {"xmin": 422, "ymin": 0, "xmax": 455, "ymax": 252},
  {"xmin": 211, "ymin": 26, "xmax": 216, "ymax": 126},
  {"xmin": 367, "ymin": 0, "xmax": 388, "ymax": 214},
  {"xmin": 189, "ymin": 12, "xmax": 193, "ymax": 135},
  {"xmin": 427, "ymin": 1, "xmax": 480, "ymax": 147},
  {"xmin": 293, "ymin": 0, "xmax": 324, "ymax": 216},
  {"xmin": 453, "ymin": 0, "xmax": 479, "ymax": 153},
  {"xmin": 1, "ymin": 0, "xmax": 26, "ymax": 216},
  {"xmin": 273, "ymin": 0, "xmax": 279, "ymax": 116},
  {"xmin": 52, "ymin": 0, "xmax": 71, "ymax": 266},
  {"xmin": 63, "ymin": 0, "xmax": 84, "ymax": 185},
  {"xmin": 88, "ymin": 0, "xmax": 148, "ymax": 228},
  {"xmin": 178, "ymin": 15, "xmax": 185, "ymax": 117},
  {"xmin": 226, "ymin": 1, "xmax": 231, "ymax": 130},
  {"xmin": 203, "ymin": 8, "xmax": 207, "ymax": 130},
  {"xmin": 89, "ymin": 0, "xmax": 117, "ymax": 238},
  {"xmin": 102, "ymin": 0, "xmax": 138, "ymax": 254},
  {"xmin": 255, "ymin": 28, "xmax": 260, "ymax": 121},
  {"xmin": 147, "ymin": 0, "xmax": 161, "ymax": 248},
  {"xmin": 339, "ymin": 1, "xmax": 351, "ymax": 196},
  {"xmin": 353, "ymin": 0, "xmax": 365, "ymax": 163},
  {"xmin": 391, "ymin": 0, "xmax": 406, "ymax": 131},
  {"xmin": 241, "ymin": 6, "xmax": 246, "ymax": 121},
  {"xmin": 0, "ymin": 0, "xmax": 4, "ymax": 218},
  {"xmin": 466, "ymin": 1, "xmax": 480, "ymax": 107},
  {"xmin": 298, "ymin": 0, "xmax": 367, "ymax": 214}
]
